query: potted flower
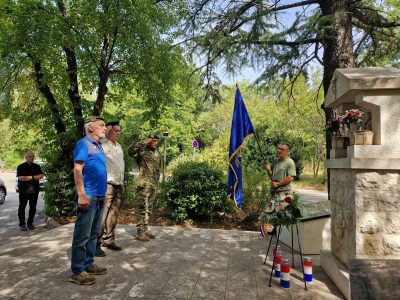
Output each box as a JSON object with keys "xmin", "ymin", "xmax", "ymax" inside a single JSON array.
[
  {"xmin": 339, "ymin": 108, "xmax": 373, "ymax": 145},
  {"xmin": 327, "ymin": 113, "xmax": 350, "ymax": 150},
  {"xmin": 339, "ymin": 108, "xmax": 364, "ymax": 131}
]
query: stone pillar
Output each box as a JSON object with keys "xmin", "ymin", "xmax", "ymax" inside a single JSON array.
[
  {"xmin": 330, "ymin": 169, "xmax": 400, "ymax": 266},
  {"xmin": 322, "ymin": 67, "xmax": 400, "ymax": 299}
]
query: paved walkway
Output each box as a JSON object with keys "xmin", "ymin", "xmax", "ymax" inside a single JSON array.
[{"xmin": 0, "ymin": 224, "xmax": 343, "ymax": 299}]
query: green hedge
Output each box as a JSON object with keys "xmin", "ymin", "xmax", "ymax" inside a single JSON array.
[{"xmin": 161, "ymin": 161, "xmax": 234, "ymax": 223}]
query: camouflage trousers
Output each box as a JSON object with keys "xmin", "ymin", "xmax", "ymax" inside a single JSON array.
[
  {"xmin": 98, "ymin": 184, "xmax": 123, "ymax": 246},
  {"xmin": 136, "ymin": 184, "xmax": 157, "ymax": 233}
]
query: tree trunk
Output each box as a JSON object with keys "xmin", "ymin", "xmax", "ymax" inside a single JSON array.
[
  {"xmin": 30, "ymin": 56, "xmax": 72, "ymax": 166},
  {"xmin": 94, "ymin": 70, "xmax": 108, "ymax": 116},
  {"xmin": 94, "ymin": 35, "xmax": 110, "ymax": 116},
  {"xmin": 57, "ymin": 0, "xmax": 84, "ymax": 137},
  {"xmin": 320, "ymin": 0, "xmax": 356, "ymax": 154},
  {"xmin": 63, "ymin": 45, "xmax": 85, "ymax": 137},
  {"xmin": 319, "ymin": 0, "xmax": 356, "ymax": 198},
  {"xmin": 30, "ymin": 57, "xmax": 66, "ymax": 135}
]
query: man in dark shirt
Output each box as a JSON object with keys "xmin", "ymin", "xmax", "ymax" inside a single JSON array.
[{"xmin": 16, "ymin": 151, "xmax": 44, "ymax": 231}]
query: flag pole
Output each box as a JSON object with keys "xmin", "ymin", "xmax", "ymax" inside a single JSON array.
[
  {"xmin": 235, "ymin": 84, "xmax": 270, "ymax": 174},
  {"xmin": 253, "ymin": 131, "xmax": 269, "ymax": 165}
]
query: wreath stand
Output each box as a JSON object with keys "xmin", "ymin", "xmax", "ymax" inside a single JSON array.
[{"xmin": 263, "ymin": 224, "xmax": 308, "ymax": 290}]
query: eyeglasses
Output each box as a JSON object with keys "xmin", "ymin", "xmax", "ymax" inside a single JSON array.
[
  {"xmin": 27, "ymin": 155, "xmax": 35, "ymax": 157},
  {"xmin": 278, "ymin": 147, "xmax": 287, "ymax": 151}
]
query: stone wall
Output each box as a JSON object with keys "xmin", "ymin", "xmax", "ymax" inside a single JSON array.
[{"xmin": 330, "ymin": 169, "xmax": 400, "ymax": 266}]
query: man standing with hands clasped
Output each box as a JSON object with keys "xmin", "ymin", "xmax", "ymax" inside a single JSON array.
[
  {"xmin": 17, "ymin": 151, "xmax": 44, "ymax": 231},
  {"xmin": 69, "ymin": 116, "xmax": 108, "ymax": 285},
  {"xmin": 96, "ymin": 121, "xmax": 125, "ymax": 257},
  {"xmin": 264, "ymin": 142, "xmax": 297, "ymax": 198}
]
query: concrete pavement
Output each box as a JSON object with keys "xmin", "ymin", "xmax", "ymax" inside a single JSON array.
[
  {"xmin": 0, "ymin": 172, "xmax": 341, "ymax": 299},
  {"xmin": 0, "ymin": 224, "xmax": 343, "ymax": 299}
]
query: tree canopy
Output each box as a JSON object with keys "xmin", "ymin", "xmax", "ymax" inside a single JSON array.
[
  {"xmin": 183, "ymin": 0, "xmax": 400, "ymax": 93},
  {"xmin": 182, "ymin": 0, "xmax": 400, "ymax": 161},
  {"xmin": 0, "ymin": 0, "xmax": 185, "ymax": 146}
]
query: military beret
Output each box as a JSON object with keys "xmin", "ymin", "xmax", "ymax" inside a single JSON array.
[
  {"xmin": 84, "ymin": 116, "xmax": 104, "ymax": 124},
  {"xmin": 106, "ymin": 120, "xmax": 120, "ymax": 127},
  {"xmin": 147, "ymin": 134, "xmax": 160, "ymax": 140}
]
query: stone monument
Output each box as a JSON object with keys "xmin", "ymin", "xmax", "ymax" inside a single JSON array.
[{"xmin": 321, "ymin": 67, "xmax": 400, "ymax": 299}]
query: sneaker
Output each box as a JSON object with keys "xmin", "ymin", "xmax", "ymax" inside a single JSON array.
[
  {"xmin": 27, "ymin": 224, "xmax": 35, "ymax": 230},
  {"xmin": 20, "ymin": 225, "xmax": 28, "ymax": 231},
  {"xmin": 104, "ymin": 244, "xmax": 122, "ymax": 251},
  {"xmin": 95, "ymin": 246, "xmax": 106, "ymax": 257},
  {"xmin": 144, "ymin": 231, "xmax": 155, "ymax": 239},
  {"xmin": 136, "ymin": 232, "xmax": 150, "ymax": 242},
  {"xmin": 85, "ymin": 264, "xmax": 107, "ymax": 275},
  {"xmin": 69, "ymin": 271, "xmax": 96, "ymax": 285}
]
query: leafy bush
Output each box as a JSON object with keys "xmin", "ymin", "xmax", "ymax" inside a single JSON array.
[
  {"xmin": 120, "ymin": 173, "xmax": 139, "ymax": 209},
  {"xmin": 241, "ymin": 167, "xmax": 271, "ymax": 215},
  {"xmin": 161, "ymin": 161, "xmax": 234, "ymax": 223},
  {"xmin": 43, "ymin": 153, "xmax": 75, "ymax": 217}
]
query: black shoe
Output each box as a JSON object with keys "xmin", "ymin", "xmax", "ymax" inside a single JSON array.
[
  {"xmin": 27, "ymin": 224, "xmax": 35, "ymax": 230},
  {"xmin": 95, "ymin": 246, "xmax": 106, "ymax": 257},
  {"xmin": 20, "ymin": 225, "xmax": 28, "ymax": 231},
  {"xmin": 105, "ymin": 244, "xmax": 122, "ymax": 251}
]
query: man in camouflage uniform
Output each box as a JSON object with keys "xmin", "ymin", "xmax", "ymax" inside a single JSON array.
[{"xmin": 128, "ymin": 135, "xmax": 161, "ymax": 242}]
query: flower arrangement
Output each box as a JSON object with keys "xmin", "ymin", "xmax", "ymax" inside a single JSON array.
[
  {"xmin": 260, "ymin": 192, "xmax": 302, "ymax": 227},
  {"xmin": 340, "ymin": 108, "xmax": 364, "ymax": 129}
]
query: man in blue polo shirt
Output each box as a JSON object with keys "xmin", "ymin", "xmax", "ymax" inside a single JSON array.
[{"xmin": 69, "ymin": 116, "xmax": 108, "ymax": 285}]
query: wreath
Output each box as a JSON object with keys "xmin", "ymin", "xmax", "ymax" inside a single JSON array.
[{"xmin": 260, "ymin": 191, "xmax": 303, "ymax": 228}]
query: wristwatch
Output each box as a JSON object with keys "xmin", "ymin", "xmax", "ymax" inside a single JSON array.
[{"xmin": 32, "ymin": 175, "xmax": 34, "ymax": 180}]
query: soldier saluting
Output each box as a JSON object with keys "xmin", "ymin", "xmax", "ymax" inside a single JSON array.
[{"xmin": 128, "ymin": 134, "xmax": 161, "ymax": 242}]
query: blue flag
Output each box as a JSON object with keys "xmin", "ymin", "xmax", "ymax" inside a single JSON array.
[{"xmin": 227, "ymin": 88, "xmax": 255, "ymax": 207}]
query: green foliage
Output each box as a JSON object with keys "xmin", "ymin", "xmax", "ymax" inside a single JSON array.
[
  {"xmin": 190, "ymin": 78, "xmax": 325, "ymax": 180},
  {"xmin": 0, "ymin": 0, "xmax": 200, "ymax": 217},
  {"xmin": 43, "ymin": 152, "xmax": 75, "ymax": 217},
  {"xmin": 241, "ymin": 167, "xmax": 270, "ymax": 215},
  {"xmin": 161, "ymin": 161, "xmax": 234, "ymax": 223},
  {"xmin": 120, "ymin": 173, "xmax": 138, "ymax": 210},
  {"xmin": 244, "ymin": 131, "xmax": 305, "ymax": 179},
  {"xmin": 0, "ymin": 119, "xmax": 45, "ymax": 169}
]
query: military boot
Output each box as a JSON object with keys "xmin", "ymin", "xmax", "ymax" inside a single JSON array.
[
  {"xmin": 136, "ymin": 232, "xmax": 150, "ymax": 242},
  {"xmin": 145, "ymin": 231, "xmax": 156, "ymax": 239}
]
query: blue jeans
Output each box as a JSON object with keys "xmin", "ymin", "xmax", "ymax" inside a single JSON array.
[{"xmin": 71, "ymin": 196, "xmax": 104, "ymax": 274}]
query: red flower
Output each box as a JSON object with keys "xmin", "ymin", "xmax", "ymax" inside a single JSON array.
[{"xmin": 284, "ymin": 194, "xmax": 292, "ymax": 204}]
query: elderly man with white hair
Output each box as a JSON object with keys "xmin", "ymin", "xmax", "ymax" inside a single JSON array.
[{"xmin": 69, "ymin": 116, "xmax": 108, "ymax": 285}]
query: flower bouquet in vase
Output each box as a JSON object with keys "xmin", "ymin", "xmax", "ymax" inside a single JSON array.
[
  {"xmin": 340, "ymin": 108, "xmax": 373, "ymax": 145},
  {"xmin": 340, "ymin": 108, "xmax": 364, "ymax": 131}
]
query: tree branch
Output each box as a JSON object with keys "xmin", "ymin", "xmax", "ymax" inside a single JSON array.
[
  {"xmin": 28, "ymin": 54, "xmax": 66, "ymax": 135},
  {"xmin": 57, "ymin": 0, "xmax": 84, "ymax": 137},
  {"xmin": 352, "ymin": 7, "xmax": 400, "ymax": 28}
]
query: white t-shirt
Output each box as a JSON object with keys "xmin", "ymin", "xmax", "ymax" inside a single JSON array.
[{"xmin": 101, "ymin": 138, "xmax": 125, "ymax": 185}]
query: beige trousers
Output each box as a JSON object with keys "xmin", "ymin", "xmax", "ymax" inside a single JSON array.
[{"xmin": 98, "ymin": 184, "xmax": 123, "ymax": 246}]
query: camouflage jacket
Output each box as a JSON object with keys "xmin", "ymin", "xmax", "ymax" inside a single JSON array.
[{"xmin": 128, "ymin": 141, "xmax": 160, "ymax": 187}]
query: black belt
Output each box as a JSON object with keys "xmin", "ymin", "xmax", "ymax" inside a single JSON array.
[{"xmin": 108, "ymin": 183, "xmax": 123, "ymax": 188}]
